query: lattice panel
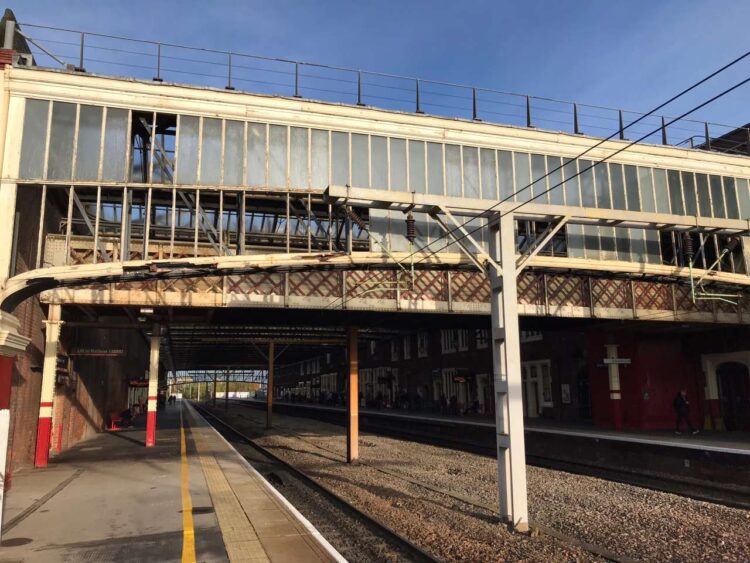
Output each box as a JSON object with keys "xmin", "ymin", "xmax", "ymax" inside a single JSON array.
[
  {"xmin": 113, "ymin": 279, "xmax": 158, "ymax": 292},
  {"xmin": 517, "ymin": 273, "xmax": 544, "ymax": 305},
  {"xmin": 633, "ymin": 281, "xmax": 671, "ymax": 310},
  {"xmin": 592, "ymin": 279, "xmax": 631, "ymax": 309},
  {"xmin": 69, "ymin": 248, "xmax": 94, "ymax": 266},
  {"xmin": 717, "ymin": 299, "xmax": 738, "ymax": 314},
  {"xmin": 160, "ymin": 276, "xmax": 222, "ymax": 294},
  {"xmin": 288, "ymin": 271, "xmax": 341, "ymax": 298},
  {"xmin": 674, "ymin": 285, "xmax": 713, "ymax": 313},
  {"xmin": 402, "ymin": 271, "xmax": 447, "ymax": 301},
  {"xmin": 226, "ymin": 273, "xmax": 283, "ymax": 296},
  {"xmin": 346, "ymin": 270, "xmax": 397, "ymax": 300},
  {"xmin": 452, "ymin": 272, "xmax": 490, "ymax": 303},
  {"xmin": 546, "ymin": 275, "xmax": 587, "ymax": 307}
]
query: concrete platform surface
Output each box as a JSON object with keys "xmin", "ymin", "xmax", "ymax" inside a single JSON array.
[{"xmin": 0, "ymin": 401, "xmax": 342, "ymax": 563}]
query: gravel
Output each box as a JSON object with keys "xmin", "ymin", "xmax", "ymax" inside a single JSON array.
[{"xmin": 209, "ymin": 404, "xmax": 750, "ymax": 563}]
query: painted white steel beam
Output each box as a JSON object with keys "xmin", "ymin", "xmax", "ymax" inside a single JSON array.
[
  {"xmin": 326, "ymin": 185, "xmax": 750, "ymax": 235},
  {"xmin": 488, "ymin": 212, "xmax": 528, "ymax": 532}
]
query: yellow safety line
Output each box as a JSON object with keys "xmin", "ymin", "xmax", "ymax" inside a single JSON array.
[{"xmin": 180, "ymin": 406, "xmax": 197, "ymax": 563}]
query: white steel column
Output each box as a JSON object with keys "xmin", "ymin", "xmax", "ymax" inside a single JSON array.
[
  {"xmin": 488, "ymin": 212, "xmax": 529, "ymax": 532},
  {"xmin": 145, "ymin": 323, "xmax": 160, "ymax": 447},
  {"xmin": 35, "ymin": 304, "xmax": 62, "ymax": 467}
]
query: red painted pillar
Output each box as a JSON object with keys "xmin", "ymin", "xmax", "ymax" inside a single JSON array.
[
  {"xmin": 145, "ymin": 324, "xmax": 160, "ymax": 448},
  {"xmin": 0, "ymin": 311, "xmax": 32, "ymax": 542},
  {"xmin": 35, "ymin": 305, "xmax": 62, "ymax": 468},
  {"xmin": 0, "ymin": 355, "xmax": 15, "ymax": 488}
]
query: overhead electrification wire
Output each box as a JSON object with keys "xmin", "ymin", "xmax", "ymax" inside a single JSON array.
[{"xmin": 410, "ymin": 73, "xmax": 750, "ymax": 269}]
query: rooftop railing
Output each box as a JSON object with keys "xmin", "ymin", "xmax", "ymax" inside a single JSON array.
[{"xmin": 14, "ymin": 21, "xmax": 750, "ymax": 156}]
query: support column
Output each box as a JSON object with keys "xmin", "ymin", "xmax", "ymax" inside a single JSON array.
[
  {"xmin": 703, "ymin": 359, "xmax": 724, "ymax": 430},
  {"xmin": 145, "ymin": 323, "xmax": 160, "ymax": 448},
  {"xmin": 0, "ymin": 312, "xmax": 32, "ymax": 542},
  {"xmin": 605, "ymin": 344, "xmax": 623, "ymax": 431},
  {"xmin": 488, "ymin": 213, "xmax": 528, "ymax": 532},
  {"xmin": 35, "ymin": 304, "xmax": 62, "ymax": 468},
  {"xmin": 347, "ymin": 326, "xmax": 359, "ymax": 463},
  {"xmin": 225, "ymin": 370, "xmax": 230, "ymax": 412},
  {"xmin": 212, "ymin": 373, "xmax": 217, "ymax": 408},
  {"xmin": 266, "ymin": 342, "xmax": 274, "ymax": 429}
]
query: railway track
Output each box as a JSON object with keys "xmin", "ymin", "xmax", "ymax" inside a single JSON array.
[
  {"xmin": 205, "ymin": 401, "xmax": 638, "ymax": 563},
  {"xmin": 231, "ymin": 399, "xmax": 750, "ymax": 511},
  {"xmin": 192, "ymin": 402, "xmax": 441, "ymax": 563}
]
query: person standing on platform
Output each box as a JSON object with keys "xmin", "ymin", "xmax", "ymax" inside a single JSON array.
[{"xmin": 673, "ymin": 389, "xmax": 699, "ymax": 435}]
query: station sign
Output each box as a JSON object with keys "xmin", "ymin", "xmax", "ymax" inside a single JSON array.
[
  {"xmin": 70, "ymin": 348, "xmax": 126, "ymax": 357},
  {"xmin": 603, "ymin": 358, "xmax": 631, "ymax": 365}
]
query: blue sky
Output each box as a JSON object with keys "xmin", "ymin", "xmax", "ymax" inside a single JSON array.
[{"xmin": 14, "ymin": 1, "xmax": 750, "ymax": 139}]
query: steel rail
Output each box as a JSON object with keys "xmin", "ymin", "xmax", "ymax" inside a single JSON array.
[
  {"xmin": 191, "ymin": 401, "xmax": 441, "ymax": 563},
  {"xmin": 216, "ymin": 400, "xmax": 638, "ymax": 563},
  {"xmin": 236, "ymin": 400, "xmax": 750, "ymax": 511}
]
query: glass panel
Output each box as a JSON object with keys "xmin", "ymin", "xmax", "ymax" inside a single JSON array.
[
  {"xmin": 652, "ymin": 169, "xmax": 670, "ymax": 213},
  {"xmin": 463, "ymin": 146, "xmax": 480, "ymax": 199},
  {"xmin": 630, "ymin": 228, "xmax": 647, "ymax": 262},
  {"xmin": 696, "ymin": 173, "xmax": 711, "ymax": 217},
  {"xmin": 514, "ymin": 152, "xmax": 531, "ymax": 202},
  {"xmin": 389, "ymin": 138, "xmax": 407, "ymax": 191},
  {"xmin": 710, "ymin": 175, "xmax": 725, "ymax": 218},
  {"xmin": 427, "ymin": 142, "xmax": 444, "ymax": 195},
  {"xmin": 371, "ymin": 136, "xmax": 387, "ymax": 189},
  {"xmin": 351, "ymin": 133, "xmax": 369, "ymax": 188},
  {"xmin": 645, "ymin": 230, "xmax": 661, "ymax": 264},
  {"xmin": 736, "ymin": 178, "xmax": 750, "ymax": 220},
  {"xmin": 445, "ymin": 144, "xmax": 461, "ymax": 196},
  {"xmin": 246, "ymin": 123, "xmax": 266, "ymax": 186},
  {"xmin": 224, "ymin": 120, "xmax": 244, "ymax": 186},
  {"xmin": 200, "ymin": 118, "xmax": 222, "ymax": 185},
  {"xmin": 594, "ymin": 163, "xmax": 611, "ymax": 208},
  {"xmin": 624, "ymin": 165, "xmax": 640, "ymax": 211},
  {"xmin": 614, "ymin": 227, "xmax": 631, "ymax": 261},
  {"xmin": 579, "ymin": 160, "xmax": 595, "ymax": 207},
  {"xmin": 498, "ymin": 150, "xmax": 513, "ymax": 200},
  {"xmin": 563, "ymin": 158, "xmax": 580, "ymax": 206},
  {"xmin": 329, "ymin": 133, "xmax": 353, "ymax": 188},
  {"xmin": 681, "ymin": 172, "xmax": 697, "ymax": 216},
  {"xmin": 667, "ymin": 169, "xmax": 684, "ymax": 215},
  {"xmin": 101, "ymin": 108, "xmax": 128, "ymax": 182},
  {"xmin": 600, "ymin": 226, "xmax": 616, "ymax": 260},
  {"xmin": 20, "ymin": 99, "xmax": 50, "ymax": 179},
  {"xmin": 723, "ymin": 177, "xmax": 739, "ymax": 219},
  {"xmin": 47, "ymin": 102, "xmax": 76, "ymax": 180},
  {"xmin": 609, "ymin": 163, "xmax": 626, "ymax": 210},
  {"xmin": 481, "ymin": 149, "xmax": 497, "ymax": 199},
  {"xmin": 409, "ymin": 140, "xmax": 425, "ymax": 193},
  {"xmin": 567, "ymin": 224, "xmax": 585, "ymax": 258},
  {"xmin": 268, "ymin": 125, "xmax": 288, "ymax": 187},
  {"xmin": 74, "ymin": 105, "xmax": 102, "ymax": 181},
  {"xmin": 310, "ymin": 129, "xmax": 328, "ymax": 189},
  {"xmin": 637, "ymin": 167, "xmax": 655, "ymax": 212},
  {"xmin": 583, "ymin": 225, "xmax": 600, "ymax": 258},
  {"xmin": 289, "ymin": 127, "xmax": 308, "ymax": 188},
  {"xmin": 530, "ymin": 154, "xmax": 547, "ymax": 203},
  {"xmin": 547, "ymin": 156, "xmax": 563, "ymax": 205}
]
